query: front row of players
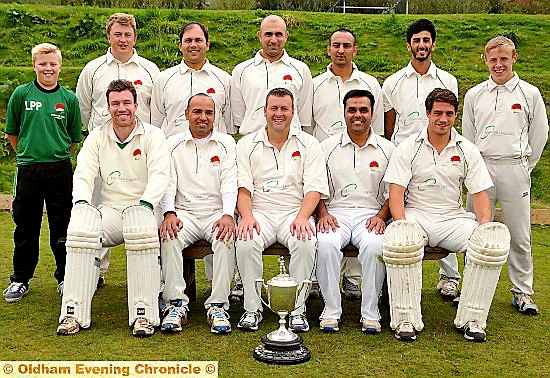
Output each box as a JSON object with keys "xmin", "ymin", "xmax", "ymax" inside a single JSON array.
[{"xmin": 57, "ymin": 80, "xmax": 510, "ymax": 343}]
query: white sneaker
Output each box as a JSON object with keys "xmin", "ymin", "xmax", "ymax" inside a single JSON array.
[
  {"xmin": 57, "ymin": 316, "xmax": 80, "ymax": 335},
  {"xmin": 207, "ymin": 305, "xmax": 231, "ymax": 334},
  {"xmin": 237, "ymin": 311, "xmax": 263, "ymax": 331},
  {"xmin": 512, "ymin": 293, "xmax": 539, "ymax": 315},
  {"xmin": 289, "ymin": 314, "xmax": 309, "ymax": 333},
  {"xmin": 342, "ymin": 277, "xmax": 361, "ymax": 300},
  {"xmin": 461, "ymin": 320, "xmax": 486, "ymax": 342},
  {"xmin": 229, "ymin": 281, "xmax": 244, "ymax": 302},
  {"xmin": 161, "ymin": 300, "xmax": 188, "ymax": 333},
  {"xmin": 437, "ymin": 275, "xmax": 459, "ymax": 299},
  {"xmin": 133, "ymin": 317, "xmax": 155, "ymax": 337},
  {"xmin": 395, "ymin": 322, "xmax": 416, "ymax": 341},
  {"xmin": 319, "ymin": 318, "xmax": 339, "ymax": 333},
  {"xmin": 361, "ymin": 318, "xmax": 381, "ymax": 334}
]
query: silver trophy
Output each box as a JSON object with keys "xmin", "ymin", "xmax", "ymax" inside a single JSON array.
[{"xmin": 253, "ymin": 256, "xmax": 312, "ymax": 364}]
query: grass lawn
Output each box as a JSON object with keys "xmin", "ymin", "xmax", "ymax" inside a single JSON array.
[{"xmin": 0, "ymin": 211, "xmax": 548, "ymax": 376}]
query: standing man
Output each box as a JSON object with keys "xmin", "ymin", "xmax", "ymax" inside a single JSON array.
[
  {"xmin": 383, "ymin": 89, "xmax": 509, "ymax": 342},
  {"xmin": 231, "ymin": 15, "xmax": 313, "ymax": 135},
  {"xmin": 316, "ymin": 89, "xmax": 394, "ymax": 334},
  {"xmin": 312, "ymin": 28, "xmax": 385, "ymax": 299},
  {"xmin": 3, "ymin": 43, "xmax": 81, "ymax": 302},
  {"xmin": 56, "ymin": 80, "xmax": 169, "ymax": 337},
  {"xmin": 159, "ymin": 93, "xmax": 237, "ymax": 334},
  {"xmin": 382, "ymin": 18, "xmax": 460, "ymax": 300},
  {"xmin": 235, "ymin": 88, "xmax": 329, "ymax": 332},
  {"xmin": 151, "ymin": 22, "xmax": 232, "ymax": 137},
  {"xmin": 76, "ymin": 12, "xmax": 160, "ymax": 285},
  {"xmin": 462, "ymin": 36, "xmax": 549, "ymax": 315}
]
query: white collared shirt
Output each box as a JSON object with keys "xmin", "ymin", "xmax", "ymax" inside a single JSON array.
[
  {"xmin": 382, "ymin": 61, "xmax": 458, "ymax": 145},
  {"xmin": 383, "ymin": 128, "xmax": 493, "ymax": 214},
  {"xmin": 312, "ymin": 63, "xmax": 384, "ymax": 140},
  {"xmin": 237, "ymin": 126, "xmax": 329, "ymax": 212},
  {"xmin": 76, "ymin": 49, "xmax": 160, "ymax": 131},
  {"xmin": 150, "ymin": 60, "xmax": 233, "ymax": 137},
  {"xmin": 462, "ymin": 73, "xmax": 549, "ymax": 171},
  {"xmin": 231, "ymin": 50, "xmax": 313, "ymax": 135},
  {"xmin": 321, "ymin": 131, "xmax": 394, "ymax": 210}
]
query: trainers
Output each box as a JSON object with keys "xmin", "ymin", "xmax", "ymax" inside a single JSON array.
[
  {"xmin": 437, "ymin": 275, "xmax": 459, "ymax": 299},
  {"xmin": 207, "ymin": 304, "xmax": 232, "ymax": 334},
  {"xmin": 161, "ymin": 300, "xmax": 188, "ymax": 332},
  {"xmin": 57, "ymin": 281, "xmax": 64, "ymax": 298},
  {"xmin": 361, "ymin": 318, "xmax": 381, "ymax": 334},
  {"xmin": 97, "ymin": 274, "xmax": 105, "ymax": 289},
  {"xmin": 57, "ymin": 316, "xmax": 80, "ymax": 335},
  {"xmin": 237, "ymin": 311, "xmax": 262, "ymax": 331},
  {"xmin": 133, "ymin": 317, "xmax": 155, "ymax": 337},
  {"xmin": 308, "ymin": 281, "xmax": 321, "ymax": 299},
  {"xmin": 342, "ymin": 277, "xmax": 361, "ymax": 300},
  {"xmin": 461, "ymin": 320, "xmax": 486, "ymax": 342},
  {"xmin": 319, "ymin": 318, "xmax": 339, "ymax": 333},
  {"xmin": 289, "ymin": 314, "xmax": 310, "ymax": 333},
  {"xmin": 229, "ymin": 281, "xmax": 244, "ymax": 302},
  {"xmin": 3, "ymin": 282, "xmax": 29, "ymax": 303},
  {"xmin": 395, "ymin": 322, "xmax": 416, "ymax": 341},
  {"xmin": 512, "ymin": 293, "xmax": 539, "ymax": 315}
]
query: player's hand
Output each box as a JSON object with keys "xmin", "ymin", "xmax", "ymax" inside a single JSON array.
[
  {"xmin": 160, "ymin": 213, "xmax": 183, "ymax": 241},
  {"xmin": 316, "ymin": 212, "xmax": 339, "ymax": 233},
  {"xmin": 236, "ymin": 215, "xmax": 260, "ymax": 240},
  {"xmin": 365, "ymin": 215, "xmax": 386, "ymax": 235},
  {"xmin": 290, "ymin": 215, "xmax": 315, "ymax": 241},
  {"xmin": 212, "ymin": 214, "xmax": 236, "ymax": 241}
]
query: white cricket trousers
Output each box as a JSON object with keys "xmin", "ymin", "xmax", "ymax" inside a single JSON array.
[
  {"xmin": 161, "ymin": 211, "xmax": 235, "ymax": 310},
  {"xmin": 316, "ymin": 208, "xmax": 386, "ymax": 321},
  {"xmin": 236, "ymin": 209, "xmax": 316, "ymax": 316}
]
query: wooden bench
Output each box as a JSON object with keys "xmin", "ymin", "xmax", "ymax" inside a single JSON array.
[{"xmin": 182, "ymin": 240, "xmax": 450, "ymax": 301}]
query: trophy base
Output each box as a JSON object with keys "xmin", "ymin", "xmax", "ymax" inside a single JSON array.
[{"xmin": 253, "ymin": 343, "xmax": 311, "ymax": 365}]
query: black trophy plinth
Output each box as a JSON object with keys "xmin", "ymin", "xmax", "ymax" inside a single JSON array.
[{"xmin": 253, "ymin": 334, "xmax": 311, "ymax": 365}]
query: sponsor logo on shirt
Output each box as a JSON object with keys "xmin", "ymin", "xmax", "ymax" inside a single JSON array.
[
  {"xmin": 262, "ymin": 180, "xmax": 295, "ymax": 192},
  {"xmin": 133, "ymin": 149, "xmax": 142, "ymax": 160},
  {"xmin": 480, "ymin": 125, "xmax": 515, "ymax": 139},
  {"xmin": 451, "ymin": 155, "xmax": 461, "ymax": 165},
  {"xmin": 369, "ymin": 161, "xmax": 379, "ymax": 172},
  {"xmin": 329, "ymin": 120, "xmax": 345, "ymax": 135},
  {"xmin": 418, "ymin": 178, "xmax": 447, "ymax": 191},
  {"xmin": 107, "ymin": 171, "xmax": 138, "ymax": 185},
  {"xmin": 511, "ymin": 103, "xmax": 522, "ymax": 113},
  {"xmin": 404, "ymin": 111, "xmax": 421, "ymax": 126},
  {"xmin": 291, "ymin": 151, "xmax": 301, "ymax": 162},
  {"xmin": 25, "ymin": 100, "xmax": 42, "ymax": 111},
  {"xmin": 340, "ymin": 183, "xmax": 358, "ymax": 197},
  {"xmin": 50, "ymin": 103, "xmax": 67, "ymax": 120}
]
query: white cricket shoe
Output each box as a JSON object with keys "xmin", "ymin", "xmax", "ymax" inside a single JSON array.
[
  {"xmin": 207, "ymin": 305, "xmax": 231, "ymax": 334},
  {"xmin": 161, "ymin": 300, "xmax": 188, "ymax": 333},
  {"xmin": 57, "ymin": 316, "xmax": 80, "ymax": 336},
  {"xmin": 133, "ymin": 317, "xmax": 155, "ymax": 337},
  {"xmin": 319, "ymin": 318, "xmax": 339, "ymax": 333},
  {"xmin": 512, "ymin": 293, "xmax": 539, "ymax": 315},
  {"xmin": 437, "ymin": 275, "xmax": 459, "ymax": 299}
]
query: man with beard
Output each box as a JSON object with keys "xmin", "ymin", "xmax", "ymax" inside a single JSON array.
[{"xmin": 382, "ymin": 18, "xmax": 461, "ymax": 301}]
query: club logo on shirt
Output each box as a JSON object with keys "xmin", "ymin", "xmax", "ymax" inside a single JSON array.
[
  {"xmin": 450, "ymin": 155, "xmax": 461, "ymax": 165},
  {"xmin": 207, "ymin": 88, "xmax": 215, "ymax": 95},
  {"xmin": 133, "ymin": 80, "xmax": 143, "ymax": 88},
  {"xmin": 210, "ymin": 155, "xmax": 220, "ymax": 166},
  {"xmin": 341, "ymin": 183, "xmax": 358, "ymax": 197},
  {"xmin": 283, "ymin": 74, "xmax": 292, "ymax": 84},
  {"xmin": 133, "ymin": 148, "xmax": 142, "ymax": 160},
  {"xmin": 418, "ymin": 178, "xmax": 447, "ymax": 191},
  {"xmin": 511, "ymin": 103, "xmax": 522, "ymax": 113},
  {"xmin": 55, "ymin": 103, "xmax": 65, "ymax": 112},
  {"xmin": 369, "ymin": 161, "xmax": 380, "ymax": 172},
  {"xmin": 291, "ymin": 151, "xmax": 301, "ymax": 162}
]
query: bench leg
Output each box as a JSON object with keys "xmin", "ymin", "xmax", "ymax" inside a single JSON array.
[{"xmin": 183, "ymin": 258, "xmax": 197, "ymax": 302}]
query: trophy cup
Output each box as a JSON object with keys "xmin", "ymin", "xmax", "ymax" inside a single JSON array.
[{"xmin": 253, "ymin": 256, "xmax": 312, "ymax": 365}]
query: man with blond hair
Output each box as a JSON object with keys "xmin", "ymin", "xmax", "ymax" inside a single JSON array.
[
  {"xmin": 76, "ymin": 12, "xmax": 160, "ymax": 286},
  {"xmin": 462, "ymin": 35, "xmax": 548, "ymax": 315},
  {"xmin": 3, "ymin": 43, "xmax": 81, "ymax": 302}
]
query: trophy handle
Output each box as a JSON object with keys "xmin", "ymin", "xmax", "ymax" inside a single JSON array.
[
  {"xmin": 254, "ymin": 278, "xmax": 271, "ymax": 309},
  {"xmin": 294, "ymin": 279, "xmax": 312, "ymax": 311}
]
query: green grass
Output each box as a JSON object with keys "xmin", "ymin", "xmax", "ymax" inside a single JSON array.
[{"xmin": 0, "ymin": 212, "xmax": 549, "ymax": 376}]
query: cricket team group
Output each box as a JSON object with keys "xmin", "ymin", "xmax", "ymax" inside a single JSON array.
[{"xmin": 3, "ymin": 12, "xmax": 548, "ymax": 343}]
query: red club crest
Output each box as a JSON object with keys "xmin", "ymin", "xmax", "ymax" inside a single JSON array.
[
  {"xmin": 133, "ymin": 149, "xmax": 142, "ymax": 160},
  {"xmin": 451, "ymin": 155, "xmax": 461, "ymax": 165},
  {"xmin": 134, "ymin": 80, "xmax": 143, "ymax": 86},
  {"xmin": 55, "ymin": 103, "xmax": 64, "ymax": 112},
  {"xmin": 207, "ymin": 88, "xmax": 215, "ymax": 95},
  {"xmin": 210, "ymin": 155, "xmax": 220, "ymax": 165}
]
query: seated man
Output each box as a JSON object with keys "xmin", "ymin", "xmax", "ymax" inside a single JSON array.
[
  {"xmin": 159, "ymin": 93, "xmax": 237, "ymax": 334},
  {"xmin": 56, "ymin": 79, "xmax": 169, "ymax": 337},
  {"xmin": 383, "ymin": 88, "xmax": 510, "ymax": 342},
  {"xmin": 235, "ymin": 88, "xmax": 329, "ymax": 333},
  {"xmin": 316, "ymin": 89, "xmax": 394, "ymax": 334}
]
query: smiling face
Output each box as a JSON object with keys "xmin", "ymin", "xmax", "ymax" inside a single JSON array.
[
  {"xmin": 258, "ymin": 17, "xmax": 288, "ymax": 62},
  {"xmin": 407, "ymin": 30, "xmax": 435, "ymax": 63},
  {"xmin": 328, "ymin": 30, "xmax": 357, "ymax": 69},
  {"xmin": 33, "ymin": 52, "xmax": 61, "ymax": 90},
  {"xmin": 107, "ymin": 23, "xmax": 136, "ymax": 61},
  {"xmin": 186, "ymin": 95, "xmax": 215, "ymax": 138},
  {"xmin": 426, "ymin": 101, "xmax": 456, "ymax": 138},
  {"xmin": 484, "ymin": 45, "xmax": 517, "ymax": 85},
  {"xmin": 179, "ymin": 24, "xmax": 210, "ymax": 69},
  {"xmin": 108, "ymin": 89, "xmax": 138, "ymax": 129},
  {"xmin": 344, "ymin": 96, "xmax": 373, "ymax": 138},
  {"xmin": 264, "ymin": 94, "xmax": 294, "ymax": 133}
]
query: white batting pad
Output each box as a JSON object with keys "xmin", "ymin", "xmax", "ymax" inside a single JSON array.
[
  {"xmin": 383, "ymin": 220, "xmax": 425, "ymax": 331},
  {"xmin": 122, "ymin": 206, "xmax": 161, "ymax": 327},
  {"xmin": 455, "ymin": 222, "xmax": 510, "ymax": 329},
  {"xmin": 60, "ymin": 203, "xmax": 102, "ymax": 328}
]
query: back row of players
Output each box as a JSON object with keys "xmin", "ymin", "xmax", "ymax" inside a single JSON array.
[{"xmin": 4, "ymin": 14, "xmax": 547, "ymax": 342}]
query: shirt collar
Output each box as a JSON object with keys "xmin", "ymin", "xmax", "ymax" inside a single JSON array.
[
  {"xmin": 253, "ymin": 125, "xmax": 300, "ymax": 146},
  {"xmin": 405, "ymin": 61, "xmax": 438, "ymax": 79},
  {"xmin": 102, "ymin": 118, "xmax": 145, "ymax": 143},
  {"xmin": 486, "ymin": 72, "xmax": 519, "ymax": 92},
  {"xmin": 340, "ymin": 129, "xmax": 378, "ymax": 149},
  {"xmin": 106, "ymin": 48, "xmax": 139, "ymax": 65},
  {"xmin": 416, "ymin": 127, "xmax": 460, "ymax": 148},
  {"xmin": 326, "ymin": 62, "xmax": 361, "ymax": 82},
  {"xmin": 254, "ymin": 50, "xmax": 291, "ymax": 66},
  {"xmin": 179, "ymin": 59, "xmax": 212, "ymax": 74},
  {"xmin": 180, "ymin": 129, "xmax": 222, "ymax": 143}
]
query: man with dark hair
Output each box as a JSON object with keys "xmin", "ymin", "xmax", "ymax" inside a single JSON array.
[
  {"xmin": 151, "ymin": 22, "xmax": 232, "ymax": 137},
  {"xmin": 382, "ymin": 18, "xmax": 461, "ymax": 300},
  {"xmin": 235, "ymin": 87, "xmax": 329, "ymax": 333},
  {"xmin": 3, "ymin": 43, "xmax": 81, "ymax": 303},
  {"xmin": 315, "ymin": 89, "xmax": 394, "ymax": 334},
  {"xmin": 57, "ymin": 79, "xmax": 169, "ymax": 337},
  {"xmin": 382, "ymin": 88, "xmax": 510, "ymax": 342}
]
